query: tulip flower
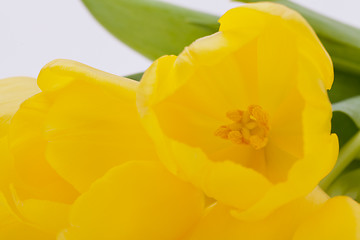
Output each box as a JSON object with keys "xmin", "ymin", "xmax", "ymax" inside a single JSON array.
[
  {"xmin": 9, "ymin": 59, "xmax": 157, "ymax": 197},
  {"xmin": 137, "ymin": 2, "xmax": 338, "ymax": 220},
  {"xmin": 5, "ymin": 60, "xmax": 159, "ymax": 237}
]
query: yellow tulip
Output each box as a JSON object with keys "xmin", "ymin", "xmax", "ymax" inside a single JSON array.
[
  {"xmin": 9, "ymin": 59, "xmax": 158, "ymax": 198},
  {"xmin": 0, "ymin": 61, "xmax": 171, "ymax": 235},
  {"xmin": 137, "ymin": 2, "xmax": 338, "ymax": 220}
]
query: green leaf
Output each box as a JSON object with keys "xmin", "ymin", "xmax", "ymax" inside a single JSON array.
[
  {"xmin": 126, "ymin": 72, "xmax": 144, "ymax": 81},
  {"xmin": 321, "ymin": 96, "xmax": 360, "ymax": 190},
  {"xmin": 333, "ymin": 96, "xmax": 360, "ymax": 128},
  {"xmin": 320, "ymin": 131, "xmax": 360, "ymax": 190},
  {"xmin": 331, "ymin": 111, "xmax": 357, "ymax": 147},
  {"xmin": 329, "ymin": 70, "xmax": 360, "ymax": 103},
  {"xmin": 327, "ymin": 162, "xmax": 360, "ymax": 202},
  {"xmin": 324, "ymin": 96, "xmax": 360, "ymax": 199},
  {"xmin": 82, "ymin": 0, "xmax": 219, "ymax": 60}
]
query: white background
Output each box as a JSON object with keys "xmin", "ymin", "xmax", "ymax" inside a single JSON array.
[{"xmin": 0, "ymin": 0, "xmax": 359, "ymax": 79}]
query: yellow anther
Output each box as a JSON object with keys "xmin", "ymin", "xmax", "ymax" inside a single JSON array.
[
  {"xmin": 249, "ymin": 105, "xmax": 269, "ymax": 126},
  {"xmin": 215, "ymin": 105, "xmax": 270, "ymax": 150},
  {"xmin": 228, "ymin": 131, "xmax": 243, "ymax": 144},
  {"xmin": 226, "ymin": 110, "xmax": 243, "ymax": 122},
  {"xmin": 214, "ymin": 126, "xmax": 231, "ymax": 139},
  {"xmin": 249, "ymin": 135, "xmax": 268, "ymax": 150}
]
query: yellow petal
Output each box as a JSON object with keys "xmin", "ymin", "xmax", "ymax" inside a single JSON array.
[
  {"xmin": 0, "ymin": 77, "xmax": 40, "ymax": 130},
  {"xmin": 40, "ymin": 59, "xmax": 157, "ymax": 193},
  {"xmin": 0, "ymin": 137, "xmax": 15, "ymax": 190},
  {"xmin": 43, "ymin": 80, "xmax": 158, "ymax": 193},
  {"xmin": 171, "ymin": 140, "xmax": 272, "ymax": 210},
  {"xmin": 185, "ymin": 187, "xmax": 329, "ymax": 240},
  {"xmin": 10, "ymin": 188, "xmax": 71, "ymax": 235},
  {"xmin": 219, "ymin": 2, "xmax": 333, "ymax": 88},
  {"xmin": 38, "ymin": 59, "xmax": 138, "ymax": 95},
  {"xmin": 233, "ymin": 134, "xmax": 338, "ymax": 221},
  {"xmin": 0, "ymin": 192, "xmax": 52, "ymax": 240},
  {"xmin": 61, "ymin": 161, "xmax": 204, "ymax": 240},
  {"xmin": 9, "ymin": 93, "xmax": 79, "ymax": 203},
  {"xmin": 293, "ymin": 196, "xmax": 360, "ymax": 240},
  {"xmin": 0, "ymin": 77, "xmax": 67, "ymax": 236},
  {"xmin": 0, "ymin": 77, "xmax": 40, "ymax": 188}
]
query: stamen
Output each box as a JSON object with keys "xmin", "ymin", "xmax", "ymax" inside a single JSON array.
[
  {"xmin": 215, "ymin": 105, "xmax": 270, "ymax": 150},
  {"xmin": 226, "ymin": 110, "xmax": 243, "ymax": 122},
  {"xmin": 228, "ymin": 131, "xmax": 243, "ymax": 144},
  {"xmin": 214, "ymin": 126, "xmax": 231, "ymax": 139}
]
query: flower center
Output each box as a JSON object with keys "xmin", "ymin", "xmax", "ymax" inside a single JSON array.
[{"xmin": 215, "ymin": 105, "xmax": 270, "ymax": 150}]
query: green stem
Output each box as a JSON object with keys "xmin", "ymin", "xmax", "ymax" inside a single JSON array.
[{"xmin": 320, "ymin": 131, "xmax": 360, "ymax": 190}]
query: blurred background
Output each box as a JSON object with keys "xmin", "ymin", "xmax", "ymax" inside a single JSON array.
[{"xmin": 0, "ymin": 0, "xmax": 359, "ymax": 79}]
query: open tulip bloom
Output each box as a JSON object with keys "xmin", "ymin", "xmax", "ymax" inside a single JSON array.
[
  {"xmin": 137, "ymin": 2, "xmax": 339, "ymax": 221},
  {"xmin": 0, "ymin": 2, "xmax": 359, "ymax": 240}
]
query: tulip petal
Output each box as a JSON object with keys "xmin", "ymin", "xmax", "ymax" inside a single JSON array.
[
  {"xmin": 39, "ymin": 60, "xmax": 157, "ymax": 193},
  {"xmin": 232, "ymin": 134, "xmax": 338, "ymax": 221},
  {"xmin": 186, "ymin": 187, "xmax": 328, "ymax": 240},
  {"xmin": 0, "ymin": 137, "xmax": 16, "ymax": 190},
  {"xmin": 1, "ymin": 76, "xmax": 76, "ymax": 203},
  {"xmin": 11, "ymin": 191, "xmax": 70, "ymax": 235},
  {"xmin": 0, "ymin": 77, "xmax": 68, "ymax": 236},
  {"xmin": 60, "ymin": 161, "xmax": 204, "ymax": 240},
  {"xmin": 0, "ymin": 77, "xmax": 40, "ymax": 130},
  {"xmin": 220, "ymin": 2, "xmax": 333, "ymax": 88},
  {"xmin": 9, "ymin": 93, "xmax": 79, "ymax": 203},
  {"xmin": 37, "ymin": 59, "xmax": 138, "ymax": 96},
  {"xmin": 256, "ymin": 19, "xmax": 298, "ymax": 115},
  {"xmin": 0, "ymin": 192, "xmax": 52, "ymax": 240},
  {"xmin": 44, "ymin": 80, "xmax": 157, "ymax": 193},
  {"xmin": 293, "ymin": 196, "xmax": 360, "ymax": 240},
  {"xmin": 269, "ymin": 88, "xmax": 304, "ymax": 160},
  {"xmin": 170, "ymin": 140, "xmax": 272, "ymax": 209},
  {"xmin": 0, "ymin": 77, "xmax": 40, "ymax": 188}
]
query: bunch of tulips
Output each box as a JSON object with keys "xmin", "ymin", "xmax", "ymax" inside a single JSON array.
[{"xmin": 1, "ymin": 2, "xmax": 359, "ymax": 240}]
